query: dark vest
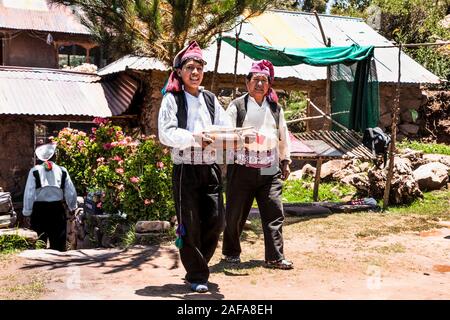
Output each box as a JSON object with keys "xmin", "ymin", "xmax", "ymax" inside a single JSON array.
[{"xmin": 172, "ymin": 90, "xmax": 216, "ymax": 129}]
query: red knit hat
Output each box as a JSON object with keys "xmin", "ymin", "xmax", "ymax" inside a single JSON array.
[
  {"xmin": 249, "ymin": 60, "xmax": 274, "ymax": 82},
  {"xmin": 164, "ymin": 41, "xmax": 206, "ymax": 93},
  {"xmin": 173, "ymin": 40, "xmax": 206, "ymax": 68},
  {"xmin": 248, "ymin": 60, "xmax": 278, "ymax": 103}
]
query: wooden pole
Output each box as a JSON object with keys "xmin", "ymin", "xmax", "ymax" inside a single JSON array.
[
  {"xmin": 210, "ymin": 33, "xmax": 222, "ymax": 93},
  {"xmin": 233, "ymin": 23, "xmax": 243, "ymax": 99},
  {"xmin": 313, "ymin": 158, "xmax": 323, "ymax": 202},
  {"xmin": 382, "ymin": 44, "xmax": 402, "ymax": 210},
  {"xmin": 313, "ymin": 11, "xmax": 332, "ymax": 130},
  {"xmin": 326, "ymin": 37, "xmax": 332, "ymax": 130}
]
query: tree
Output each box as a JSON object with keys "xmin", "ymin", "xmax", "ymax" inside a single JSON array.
[
  {"xmin": 330, "ymin": 0, "xmax": 450, "ymax": 82},
  {"xmin": 51, "ymin": 0, "xmax": 274, "ymax": 64},
  {"xmin": 331, "ymin": 0, "xmax": 372, "ymax": 18}
]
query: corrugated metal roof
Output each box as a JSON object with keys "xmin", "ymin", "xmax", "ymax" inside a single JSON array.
[
  {"xmin": 0, "ymin": 66, "xmax": 137, "ymax": 116},
  {"xmin": 98, "ymin": 55, "xmax": 166, "ymax": 76},
  {"xmin": 0, "ymin": 1, "xmax": 90, "ymax": 35},
  {"xmin": 99, "ymin": 10, "xmax": 440, "ymax": 84}
]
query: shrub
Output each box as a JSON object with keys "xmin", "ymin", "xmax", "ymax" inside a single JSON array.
[{"xmin": 53, "ymin": 118, "xmax": 174, "ymax": 223}]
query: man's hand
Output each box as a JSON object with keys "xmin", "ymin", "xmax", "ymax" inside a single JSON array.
[
  {"xmin": 193, "ymin": 133, "xmax": 214, "ymax": 149},
  {"xmin": 281, "ymin": 160, "xmax": 291, "ymax": 181}
]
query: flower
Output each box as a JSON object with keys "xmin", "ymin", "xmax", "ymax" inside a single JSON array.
[
  {"xmin": 144, "ymin": 199, "xmax": 154, "ymax": 206},
  {"xmin": 115, "ymin": 168, "xmax": 124, "ymax": 174},
  {"xmin": 156, "ymin": 161, "xmax": 165, "ymax": 169},
  {"xmin": 96, "ymin": 157, "xmax": 105, "ymax": 163},
  {"xmin": 93, "ymin": 117, "xmax": 108, "ymax": 125},
  {"xmin": 103, "ymin": 143, "xmax": 112, "ymax": 150},
  {"xmin": 77, "ymin": 140, "xmax": 85, "ymax": 147},
  {"xmin": 130, "ymin": 176, "xmax": 140, "ymax": 184}
]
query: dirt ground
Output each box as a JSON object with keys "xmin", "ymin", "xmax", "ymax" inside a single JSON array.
[{"xmin": 1, "ymin": 214, "xmax": 450, "ymax": 300}]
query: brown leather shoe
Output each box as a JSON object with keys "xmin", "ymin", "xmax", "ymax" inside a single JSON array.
[{"xmin": 265, "ymin": 259, "xmax": 294, "ymax": 270}]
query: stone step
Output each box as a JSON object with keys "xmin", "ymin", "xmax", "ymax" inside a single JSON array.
[{"xmin": 0, "ymin": 228, "xmax": 38, "ymax": 243}]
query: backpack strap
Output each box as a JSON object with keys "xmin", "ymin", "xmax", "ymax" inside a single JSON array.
[
  {"xmin": 61, "ymin": 169, "xmax": 67, "ymax": 189},
  {"xmin": 33, "ymin": 170, "xmax": 41, "ymax": 189},
  {"xmin": 173, "ymin": 90, "xmax": 216, "ymax": 129},
  {"xmin": 368, "ymin": 128, "xmax": 376, "ymax": 157}
]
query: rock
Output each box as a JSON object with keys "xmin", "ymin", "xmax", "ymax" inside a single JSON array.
[
  {"xmin": 301, "ymin": 163, "xmax": 316, "ymax": 179},
  {"xmin": 423, "ymin": 154, "xmax": 450, "ymax": 167},
  {"xmin": 413, "ymin": 162, "xmax": 450, "ymax": 191},
  {"xmin": 399, "ymin": 148, "xmax": 426, "ymax": 169},
  {"xmin": 400, "ymin": 109, "xmax": 414, "ymax": 123},
  {"xmin": 367, "ymin": 157, "xmax": 423, "ymax": 204},
  {"xmin": 135, "ymin": 221, "xmax": 171, "ymax": 233},
  {"xmin": 379, "ymin": 112, "xmax": 392, "ymax": 128},
  {"xmin": 399, "ymin": 124, "xmax": 419, "ymax": 135},
  {"xmin": 358, "ymin": 162, "xmax": 371, "ymax": 172},
  {"xmin": 320, "ymin": 160, "xmax": 351, "ymax": 180},
  {"xmin": 288, "ymin": 169, "xmax": 303, "ymax": 181},
  {"xmin": 0, "ymin": 228, "xmax": 38, "ymax": 243},
  {"xmin": 341, "ymin": 173, "xmax": 369, "ymax": 191}
]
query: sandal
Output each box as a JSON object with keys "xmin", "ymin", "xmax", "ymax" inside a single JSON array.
[
  {"xmin": 222, "ymin": 255, "xmax": 241, "ymax": 263},
  {"xmin": 265, "ymin": 259, "xmax": 294, "ymax": 270}
]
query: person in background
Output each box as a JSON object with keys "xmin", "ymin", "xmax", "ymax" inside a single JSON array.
[
  {"xmin": 222, "ymin": 60, "xmax": 294, "ymax": 270},
  {"xmin": 23, "ymin": 143, "xmax": 77, "ymax": 252}
]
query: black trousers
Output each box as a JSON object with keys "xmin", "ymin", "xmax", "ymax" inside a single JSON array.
[
  {"xmin": 222, "ymin": 164, "xmax": 285, "ymax": 262},
  {"xmin": 30, "ymin": 201, "xmax": 67, "ymax": 252},
  {"xmin": 172, "ymin": 164, "xmax": 224, "ymax": 284}
]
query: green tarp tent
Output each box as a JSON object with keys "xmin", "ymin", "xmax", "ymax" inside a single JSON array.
[{"xmin": 220, "ymin": 36, "xmax": 380, "ymax": 132}]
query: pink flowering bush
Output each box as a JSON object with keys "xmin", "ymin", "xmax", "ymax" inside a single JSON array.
[{"xmin": 53, "ymin": 118, "xmax": 174, "ymax": 222}]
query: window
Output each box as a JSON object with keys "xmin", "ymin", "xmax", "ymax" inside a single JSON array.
[{"xmin": 34, "ymin": 120, "xmax": 95, "ymax": 163}]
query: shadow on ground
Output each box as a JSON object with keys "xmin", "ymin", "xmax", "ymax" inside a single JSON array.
[
  {"xmin": 135, "ymin": 281, "xmax": 224, "ymax": 300},
  {"xmin": 19, "ymin": 245, "xmax": 179, "ymax": 274},
  {"xmin": 209, "ymin": 259, "xmax": 266, "ymax": 276}
]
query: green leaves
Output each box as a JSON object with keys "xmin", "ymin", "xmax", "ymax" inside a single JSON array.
[
  {"xmin": 54, "ymin": 120, "xmax": 174, "ymax": 223},
  {"xmin": 50, "ymin": 0, "xmax": 275, "ymax": 64}
]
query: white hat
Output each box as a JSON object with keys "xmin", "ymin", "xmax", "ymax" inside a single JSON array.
[{"xmin": 35, "ymin": 143, "xmax": 56, "ymax": 161}]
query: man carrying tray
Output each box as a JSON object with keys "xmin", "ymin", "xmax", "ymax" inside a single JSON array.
[
  {"xmin": 158, "ymin": 41, "xmax": 233, "ymax": 293},
  {"xmin": 222, "ymin": 60, "xmax": 294, "ymax": 270}
]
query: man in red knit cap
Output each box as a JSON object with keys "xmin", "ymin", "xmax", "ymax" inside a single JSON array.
[
  {"xmin": 158, "ymin": 41, "xmax": 232, "ymax": 293},
  {"xmin": 222, "ymin": 59, "xmax": 293, "ymax": 270}
]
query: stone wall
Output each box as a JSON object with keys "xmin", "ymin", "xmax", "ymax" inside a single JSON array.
[
  {"xmin": 0, "ymin": 116, "xmax": 34, "ymax": 202},
  {"xmin": 0, "ymin": 115, "xmax": 97, "ymax": 203},
  {"xmin": 378, "ymin": 84, "xmax": 424, "ymax": 139}
]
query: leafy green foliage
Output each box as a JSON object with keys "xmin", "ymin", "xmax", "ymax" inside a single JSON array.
[
  {"xmin": 280, "ymin": 91, "xmax": 308, "ymax": 133},
  {"xmin": 398, "ymin": 140, "xmax": 450, "ymax": 155},
  {"xmin": 282, "ymin": 178, "xmax": 357, "ymax": 203},
  {"xmin": 0, "ymin": 234, "xmax": 32, "ymax": 254},
  {"xmin": 53, "ymin": 118, "xmax": 174, "ymax": 222},
  {"xmin": 332, "ymin": 0, "xmax": 450, "ymax": 83},
  {"xmin": 387, "ymin": 189, "xmax": 450, "ymax": 218}
]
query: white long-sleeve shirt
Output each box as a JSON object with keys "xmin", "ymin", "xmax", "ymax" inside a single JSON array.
[
  {"xmin": 226, "ymin": 95, "xmax": 291, "ymax": 165},
  {"xmin": 23, "ymin": 163, "xmax": 78, "ymax": 216},
  {"xmin": 158, "ymin": 88, "xmax": 232, "ymax": 164}
]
